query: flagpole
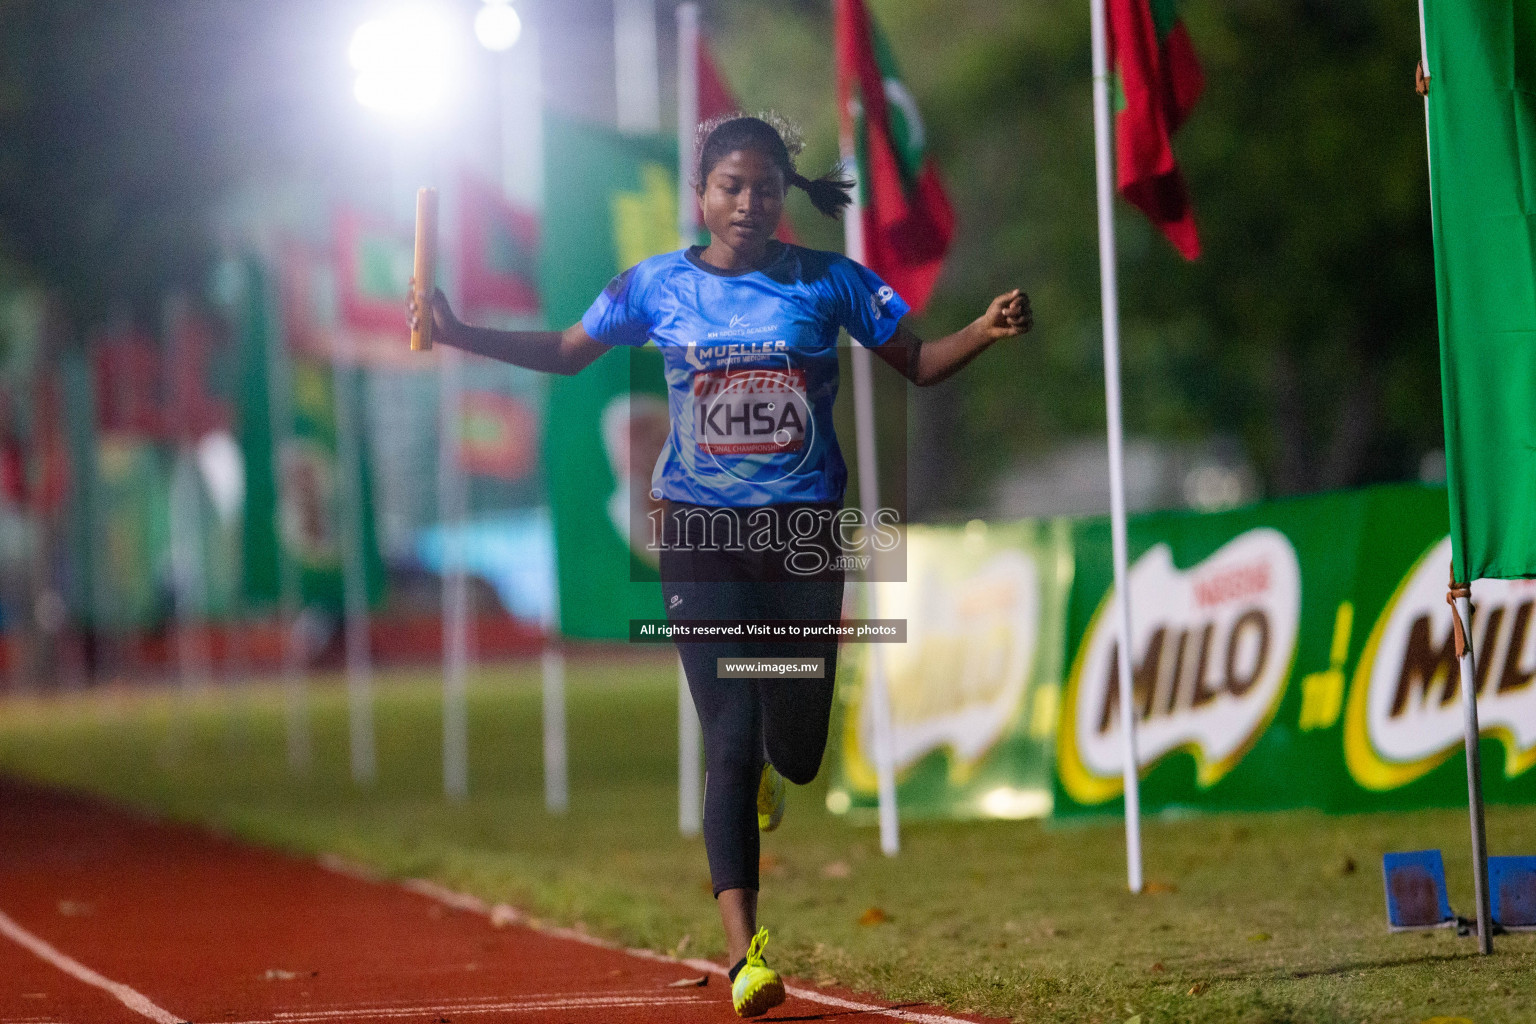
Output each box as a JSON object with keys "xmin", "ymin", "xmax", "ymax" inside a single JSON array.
[
  {"xmin": 839, "ymin": 152, "xmax": 900, "ymax": 858},
  {"xmin": 485, "ymin": 8, "xmax": 566, "ymax": 814},
  {"xmin": 1089, "ymin": 0, "xmax": 1144, "ymax": 894},
  {"xmin": 677, "ymin": 2, "xmax": 700, "ymax": 248},
  {"xmin": 428, "ymin": 149, "xmax": 469, "ymax": 803},
  {"xmin": 674, "ymin": 0, "xmax": 704, "ymax": 838},
  {"xmin": 541, "ymin": 592, "xmax": 568, "ymax": 813},
  {"xmin": 439, "ymin": 341, "xmax": 470, "ymax": 802},
  {"xmin": 614, "ymin": 0, "xmax": 661, "ymax": 135},
  {"xmin": 1451, "ymin": 587, "xmax": 1493, "ymax": 952},
  {"xmin": 165, "ymin": 295, "xmax": 213, "ymax": 701},
  {"xmin": 1418, "ymin": 0, "xmax": 1492, "ymax": 954}
]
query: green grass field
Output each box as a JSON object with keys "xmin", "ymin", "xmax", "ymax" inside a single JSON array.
[{"xmin": 0, "ymin": 659, "xmax": 1530, "ymax": 1024}]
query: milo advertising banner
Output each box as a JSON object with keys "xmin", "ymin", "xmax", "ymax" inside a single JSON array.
[
  {"xmin": 1056, "ymin": 483, "xmax": 1536, "ymax": 817},
  {"xmin": 828, "ymin": 519, "xmax": 1072, "ymax": 820},
  {"xmin": 1345, "ymin": 534, "xmax": 1536, "ymax": 802},
  {"xmin": 828, "ymin": 483, "xmax": 1536, "ymax": 822}
]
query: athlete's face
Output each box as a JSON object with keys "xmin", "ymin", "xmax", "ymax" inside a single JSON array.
[{"xmin": 698, "ymin": 148, "xmax": 785, "ymax": 261}]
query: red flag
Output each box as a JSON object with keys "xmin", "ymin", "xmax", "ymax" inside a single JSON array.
[
  {"xmin": 457, "ymin": 171, "xmax": 542, "ymax": 319},
  {"xmin": 696, "ymin": 36, "xmax": 736, "ymax": 125},
  {"xmin": 334, "ymin": 207, "xmax": 414, "ymax": 335},
  {"xmin": 29, "ymin": 373, "xmax": 70, "ymax": 514},
  {"xmin": 1110, "ymin": 0, "xmax": 1204, "ymax": 260},
  {"xmin": 166, "ymin": 304, "xmax": 232, "ymax": 438},
  {"xmin": 835, "ymin": 0, "xmax": 954, "ymax": 313},
  {"xmin": 458, "ymin": 390, "xmax": 537, "ymax": 480},
  {"xmin": 695, "ymin": 36, "xmax": 799, "ymax": 245},
  {"xmin": 93, "ymin": 330, "xmax": 166, "ymax": 437}
]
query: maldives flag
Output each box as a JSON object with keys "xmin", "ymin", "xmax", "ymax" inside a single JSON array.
[
  {"xmin": 835, "ymin": 0, "xmax": 954, "ymax": 313},
  {"xmin": 1111, "ymin": 0, "xmax": 1204, "ymax": 260},
  {"xmin": 457, "ymin": 170, "xmax": 541, "ymax": 319},
  {"xmin": 335, "ymin": 207, "xmax": 414, "ymax": 335},
  {"xmin": 696, "ymin": 34, "xmax": 735, "ymax": 127}
]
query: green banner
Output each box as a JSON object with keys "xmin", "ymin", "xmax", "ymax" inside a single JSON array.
[
  {"xmin": 234, "ymin": 255, "xmax": 383, "ymax": 611},
  {"xmin": 827, "ymin": 484, "xmax": 1536, "ymax": 821},
  {"xmin": 236, "ymin": 256, "xmax": 282, "ymax": 608},
  {"xmin": 539, "ymin": 115, "xmax": 674, "ymax": 639},
  {"xmin": 828, "ymin": 519, "xmax": 1073, "ymax": 820},
  {"xmin": 1426, "ymin": 0, "xmax": 1536, "ymax": 582},
  {"xmin": 1055, "ymin": 483, "xmax": 1536, "ymax": 817},
  {"xmin": 284, "ymin": 355, "xmax": 346, "ymax": 605},
  {"xmin": 91, "ymin": 436, "xmax": 170, "ymax": 630}
]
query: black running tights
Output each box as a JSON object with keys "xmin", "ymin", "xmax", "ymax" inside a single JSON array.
[{"xmin": 659, "ymin": 503, "xmax": 844, "ymax": 896}]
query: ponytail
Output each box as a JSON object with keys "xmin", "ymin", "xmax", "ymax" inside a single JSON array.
[
  {"xmin": 696, "ymin": 112, "xmax": 853, "ymax": 221},
  {"xmin": 788, "ymin": 170, "xmax": 855, "ymax": 221}
]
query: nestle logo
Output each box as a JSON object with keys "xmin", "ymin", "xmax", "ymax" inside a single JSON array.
[{"xmin": 1193, "ymin": 562, "xmax": 1272, "ymax": 609}]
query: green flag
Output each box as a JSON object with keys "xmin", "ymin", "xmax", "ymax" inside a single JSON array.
[
  {"xmin": 235, "ymin": 255, "xmax": 384, "ymax": 610},
  {"xmin": 540, "ymin": 114, "xmax": 674, "ymax": 639},
  {"xmin": 234, "ymin": 256, "xmax": 282, "ymax": 608},
  {"xmin": 1426, "ymin": 0, "xmax": 1536, "ymax": 583}
]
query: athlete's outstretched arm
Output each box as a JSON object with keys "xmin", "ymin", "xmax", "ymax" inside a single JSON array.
[
  {"xmin": 873, "ymin": 289, "xmax": 1032, "ymax": 387},
  {"xmin": 408, "ymin": 285, "xmax": 608, "ymax": 375}
]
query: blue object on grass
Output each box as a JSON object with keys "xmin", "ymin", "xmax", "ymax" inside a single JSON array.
[
  {"xmin": 1488, "ymin": 855, "xmax": 1536, "ymax": 930},
  {"xmin": 414, "ymin": 509, "xmax": 555, "ymax": 624},
  {"xmin": 1382, "ymin": 850, "xmax": 1455, "ymax": 930}
]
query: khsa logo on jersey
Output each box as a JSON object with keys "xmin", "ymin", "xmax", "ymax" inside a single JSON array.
[{"xmin": 692, "ymin": 368, "xmax": 810, "ymax": 455}]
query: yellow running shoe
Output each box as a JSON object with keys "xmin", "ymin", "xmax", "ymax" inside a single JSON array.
[
  {"xmin": 731, "ymin": 927, "xmax": 786, "ymax": 1018},
  {"xmin": 757, "ymin": 763, "xmax": 786, "ymax": 832}
]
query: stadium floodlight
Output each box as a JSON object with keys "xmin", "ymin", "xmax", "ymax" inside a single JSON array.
[
  {"xmin": 474, "ymin": 0, "xmax": 522, "ymax": 52},
  {"xmin": 349, "ymin": 6, "xmax": 457, "ymax": 117}
]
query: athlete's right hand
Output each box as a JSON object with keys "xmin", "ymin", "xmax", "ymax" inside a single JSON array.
[{"xmin": 407, "ymin": 280, "xmax": 458, "ymax": 343}]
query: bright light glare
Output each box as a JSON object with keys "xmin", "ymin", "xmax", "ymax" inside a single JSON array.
[
  {"xmin": 474, "ymin": 2, "xmax": 521, "ymax": 52},
  {"xmin": 349, "ymin": 8, "xmax": 455, "ymax": 117}
]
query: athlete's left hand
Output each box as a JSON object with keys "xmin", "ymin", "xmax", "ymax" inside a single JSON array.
[{"xmin": 975, "ymin": 289, "xmax": 1033, "ymax": 341}]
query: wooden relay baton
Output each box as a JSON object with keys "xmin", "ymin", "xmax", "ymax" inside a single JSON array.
[{"xmin": 411, "ymin": 186, "xmax": 439, "ymax": 351}]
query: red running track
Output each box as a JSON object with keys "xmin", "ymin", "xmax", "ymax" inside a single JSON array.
[{"xmin": 0, "ymin": 779, "xmax": 1003, "ymax": 1024}]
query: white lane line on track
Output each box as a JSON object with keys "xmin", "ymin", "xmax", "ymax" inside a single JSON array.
[
  {"xmin": 629, "ymin": 951, "xmax": 984, "ymax": 1024},
  {"xmin": 270, "ymin": 993, "xmax": 711, "ymax": 1018},
  {"xmin": 221, "ymin": 993, "xmax": 714, "ymax": 1024},
  {"xmin": 280, "ymin": 989, "xmax": 702, "ymax": 1011},
  {"xmin": 0, "ymin": 908, "xmax": 185, "ymax": 1024},
  {"xmin": 361, "ymin": 869, "xmax": 988, "ymax": 1024}
]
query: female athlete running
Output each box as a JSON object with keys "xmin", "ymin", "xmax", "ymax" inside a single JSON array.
[{"xmin": 411, "ymin": 113, "xmax": 1031, "ymax": 1018}]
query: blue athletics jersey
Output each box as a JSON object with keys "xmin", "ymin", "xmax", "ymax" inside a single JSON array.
[{"xmin": 581, "ymin": 242, "xmax": 910, "ymax": 507}]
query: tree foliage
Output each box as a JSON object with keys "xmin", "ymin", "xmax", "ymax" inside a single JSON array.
[
  {"xmin": 714, "ymin": 0, "xmax": 1439, "ymax": 512},
  {"xmin": 0, "ymin": 0, "xmax": 1444, "ymax": 510}
]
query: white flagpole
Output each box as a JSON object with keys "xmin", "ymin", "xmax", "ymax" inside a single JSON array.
[
  {"xmin": 168, "ymin": 456, "xmax": 212, "ymax": 694},
  {"xmin": 674, "ymin": 0, "xmax": 704, "ymax": 837},
  {"xmin": 165, "ymin": 295, "xmax": 212, "ymax": 701},
  {"xmin": 614, "ymin": 0, "xmax": 661, "ymax": 135},
  {"xmin": 839, "ymin": 145, "xmax": 900, "ymax": 857},
  {"xmin": 1451, "ymin": 587, "xmax": 1493, "ymax": 953},
  {"xmin": 677, "ymin": 2, "xmax": 701, "ymax": 247},
  {"xmin": 1417, "ymin": 0, "xmax": 1492, "ymax": 954},
  {"xmin": 491, "ymin": 7, "xmax": 566, "ymax": 817},
  {"xmin": 439, "ymin": 342, "xmax": 470, "ymax": 801},
  {"xmin": 1089, "ymin": 0, "xmax": 1144, "ymax": 894},
  {"xmin": 541, "ymin": 595, "xmax": 569, "ymax": 813},
  {"xmin": 486, "ymin": 10, "xmax": 566, "ymax": 815}
]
